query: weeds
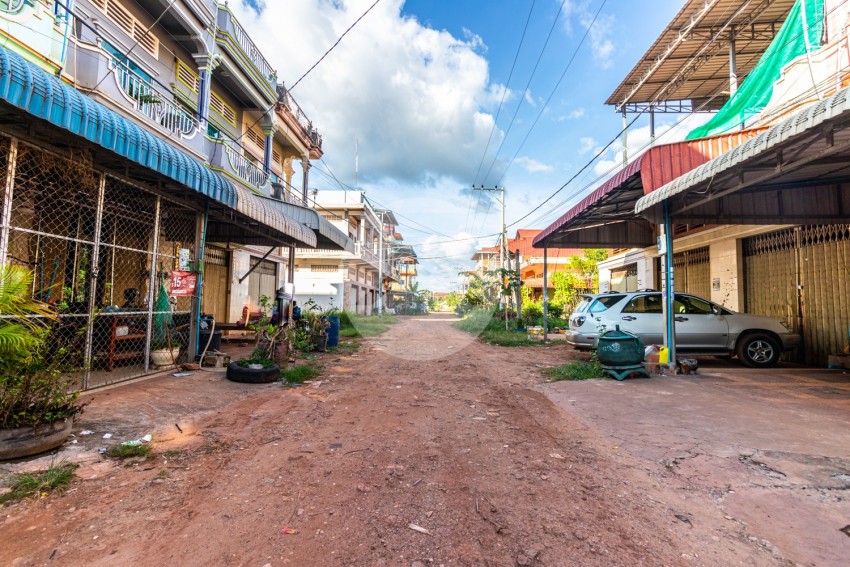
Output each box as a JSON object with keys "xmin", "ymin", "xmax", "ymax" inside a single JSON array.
[
  {"xmin": 0, "ymin": 460, "xmax": 77, "ymax": 504},
  {"xmin": 546, "ymin": 358, "xmax": 603, "ymax": 381},
  {"xmin": 454, "ymin": 309, "xmax": 545, "ymax": 347},
  {"xmin": 105, "ymin": 443, "xmax": 152, "ymax": 459},
  {"xmin": 339, "ymin": 312, "xmax": 396, "ymax": 338},
  {"xmin": 281, "ymin": 364, "xmax": 322, "ymax": 385}
]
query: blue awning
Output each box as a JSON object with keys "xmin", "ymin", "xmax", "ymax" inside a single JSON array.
[{"xmin": 0, "ymin": 44, "xmax": 237, "ymax": 208}]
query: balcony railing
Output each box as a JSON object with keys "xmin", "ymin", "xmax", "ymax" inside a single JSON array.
[
  {"xmin": 223, "ymin": 141, "xmax": 268, "ymax": 189},
  {"xmin": 224, "ymin": 7, "xmax": 276, "ymax": 83},
  {"xmin": 277, "ymin": 85, "xmax": 322, "ymax": 149},
  {"xmin": 111, "ymin": 60, "xmax": 199, "ymax": 139},
  {"xmin": 0, "ymin": 0, "xmax": 25, "ymax": 14},
  {"xmin": 356, "ymin": 242, "xmax": 378, "ymax": 265}
]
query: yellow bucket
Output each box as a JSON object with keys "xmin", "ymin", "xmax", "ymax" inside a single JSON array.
[{"xmin": 658, "ymin": 346, "xmax": 669, "ymax": 364}]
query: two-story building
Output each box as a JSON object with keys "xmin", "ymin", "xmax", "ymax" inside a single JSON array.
[
  {"xmin": 0, "ymin": 0, "xmax": 351, "ymax": 388},
  {"xmin": 293, "ymin": 190, "xmax": 398, "ymax": 314}
]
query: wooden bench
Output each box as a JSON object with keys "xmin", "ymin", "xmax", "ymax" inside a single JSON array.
[{"xmin": 216, "ymin": 310, "xmax": 263, "ymax": 341}]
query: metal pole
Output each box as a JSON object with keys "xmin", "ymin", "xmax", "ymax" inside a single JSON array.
[
  {"xmin": 189, "ymin": 205, "xmax": 208, "ymax": 362},
  {"xmin": 144, "ymin": 196, "xmax": 162, "ymax": 374},
  {"xmin": 663, "ymin": 199, "xmax": 676, "ymax": 371},
  {"xmin": 543, "ymin": 245, "xmax": 548, "ymax": 339},
  {"xmin": 729, "ymin": 25, "xmax": 738, "ymax": 94},
  {"xmin": 622, "ymin": 108, "xmax": 628, "ymax": 167},
  {"xmin": 377, "ymin": 211, "xmax": 384, "ymax": 315},
  {"xmin": 650, "ymin": 109, "xmax": 656, "ymax": 147},
  {"xmin": 501, "ymin": 186, "xmax": 507, "ymax": 330},
  {"xmin": 0, "ymin": 138, "xmax": 18, "ymax": 269},
  {"xmin": 82, "ymin": 174, "xmax": 106, "ymax": 390},
  {"xmin": 514, "ymin": 248, "xmax": 521, "ymax": 329}
]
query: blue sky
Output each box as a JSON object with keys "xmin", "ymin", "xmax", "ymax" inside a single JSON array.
[{"xmin": 232, "ymin": 0, "xmax": 702, "ymax": 292}]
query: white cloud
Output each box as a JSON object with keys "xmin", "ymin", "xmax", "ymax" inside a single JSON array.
[
  {"xmin": 557, "ymin": 107, "xmax": 585, "ymax": 121},
  {"xmin": 524, "ymin": 89, "xmax": 537, "ymax": 107},
  {"xmin": 561, "ymin": 1, "xmax": 616, "ymax": 69},
  {"xmin": 229, "ymin": 0, "xmax": 505, "ymax": 184},
  {"xmin": 578, "ymin": 136, "xmax": 597, "ymax": 154},
  {"xmin": 515, "ymin": 156, "xmax": 554, "ymax": 174}
]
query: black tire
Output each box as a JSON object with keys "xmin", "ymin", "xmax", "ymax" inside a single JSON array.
[
  {"xmin": 226, "ymin": 361, "xmax": 281, "ymax": 383},
  {"xmin": 736, "ymin": 333, "xmax": 780, "ymax": 368}
]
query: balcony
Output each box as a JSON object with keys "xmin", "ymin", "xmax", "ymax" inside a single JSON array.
[
  {"xmin": 276, "ymin": 85, "xmax": 322, "ymax": 151},
  {"xmin": 111, "ymin": 61, "xmax": 200, "ymax": 140},
  {"xmin": 355, "ymin": 242, "xmax": 379, "ymax": 269},
  {"xmin": 73, "ymin": 45, "xmax": 205, "ymax": 156},
  {"xmin": 216, "ymin": 5, "xmax": 276, "ymax": 96},
  {"xmin": 208, "ymin": 137, "xmax": 269, "ymax": 192}
]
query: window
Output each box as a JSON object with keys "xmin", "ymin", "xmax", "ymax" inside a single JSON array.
[
  {"xmin": 175, "ymin": 59, "xmax": 200, "ymax": 93},
  {"xmin": 623, "ymin": 294, "xmax": 663, "ymax": 314},
  {"xmin": 589, "ymin": 295, "xmax": 625, "ymax": 313},
  {"xmin": 675, "ymin": 294, "xmax": 714, "ymax": 315},
  {"xmin": 102, "ymin": 41, "xmax": 151, "ymax": 83},
  {"xmin": 93, "ymin": 0, "xmax": 159, "ymax": 58},
  {"xmin": 310, "ymin": 265, "xmax": 337, "ymax": 273},
  {"xmin": 209, "ymin": 91, "xmax": 237, "ymax": 126}
]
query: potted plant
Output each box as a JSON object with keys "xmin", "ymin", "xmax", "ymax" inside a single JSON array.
[
  {"xmin": 0, "ymin": 265, "xmax": 86, "ymax": 460},
  {"xmin": 149, "ymin": 337, "xmax": 181, "ymax": 368},
  {"xmin": 226, "ymin": 295, "xmax": 295, "ymax": 383}
]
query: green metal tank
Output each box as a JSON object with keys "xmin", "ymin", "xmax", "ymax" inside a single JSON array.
[{"xmin": 597, "ymin": 325, "xmax": 648, "ymax": 380}]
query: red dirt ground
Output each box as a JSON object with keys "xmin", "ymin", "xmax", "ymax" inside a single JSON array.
[{"xmin": 0, "ymin": 314, "xmax": 796, "ymax": 566}]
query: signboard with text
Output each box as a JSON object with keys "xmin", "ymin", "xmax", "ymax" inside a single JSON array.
[{"xmin": 169, "ymin": 271, "xmax": 198, "ymax": 297}]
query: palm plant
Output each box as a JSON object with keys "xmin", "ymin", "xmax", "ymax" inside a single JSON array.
[{"xmin": 0, "ymin": 263, "xmax": 55, "ymax": 368}]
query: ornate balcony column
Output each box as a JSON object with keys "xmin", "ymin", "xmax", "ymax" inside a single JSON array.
[
  {"xmin": 193, "ymin": 54, "xmax": 218, "ymax": 125},
  {"xmin": 262, "ymin": 115, "xmax": 276, "ymax": 174},
  {"xmin": 301, "ymin": 154, "xmax": 311, "ymax": 203}
]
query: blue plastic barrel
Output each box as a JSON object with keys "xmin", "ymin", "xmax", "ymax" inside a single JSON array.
[{"xmin": 326, "ymin": 315, "xmax": 340, "ymax": 348}]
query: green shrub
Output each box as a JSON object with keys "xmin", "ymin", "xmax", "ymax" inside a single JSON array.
[{"xmin": 106, "ymin": 443, "xmax": 152, "ymax": 459}]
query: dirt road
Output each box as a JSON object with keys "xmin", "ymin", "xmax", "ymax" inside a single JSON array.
[{"xmin": 1, "ymin": 314, "xmax": 789, "ymax": 566}]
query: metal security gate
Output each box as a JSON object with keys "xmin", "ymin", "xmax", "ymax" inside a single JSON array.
[
  {"xmin": 673, "ymin": 247, "xmax": 710, "ymax": 298},
  {"xmin": 202, "ymin": 246, "xmax": 229, "ymax": 323},
  {"xmin": 744, "ymin": 225, "xmax": 850, "ymax": 365},
  {"xmin": 0, "ymin": 136, "xmax": 199, "ymax": 390},
  {"xmin": 610, "ymin": 264, "xmax": 638, "ymax": 292}
]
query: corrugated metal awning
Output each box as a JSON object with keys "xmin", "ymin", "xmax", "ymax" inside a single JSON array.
[
  {"xmin": 533, "ymin": 131, "xmax": 762, "ymax": 249},
  {"xmin": 259, "ymin": 196, "xmax": 355, "ymax": 252},
  {"xmin": 0, "ymin": 44, "xmax": 236, "ymax": 207},
  {"xmin": 635, "ymin": 86, "xmax": 850, "ymax": 224}
]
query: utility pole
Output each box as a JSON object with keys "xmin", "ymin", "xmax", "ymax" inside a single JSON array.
[{"xmin": 472, "ymin": 185, "xmax": 506, "ymax": 327}]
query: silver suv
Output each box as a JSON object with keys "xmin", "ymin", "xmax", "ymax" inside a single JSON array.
[{"xmin": 566, "ymin": 291, "xmax": 800, "ymax": 368}]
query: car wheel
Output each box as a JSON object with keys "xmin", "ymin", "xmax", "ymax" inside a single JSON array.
[{"xmin": 736, "ymin": 333, "xmax": 780, "ymax": 368}]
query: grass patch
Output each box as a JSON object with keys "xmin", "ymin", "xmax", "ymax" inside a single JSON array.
[
  {"xmin": 546, "ymin": 358, "xmax": 603, "ymax": 381},
  {"xmin": 281, "ymin": 363, "xmax": 322, "ymax": 385},
  {"xmin": 339, "ymin": 312, "xmax": 396, "ymax": 338},
  {"xmin": 455, "ymin": 309, "xmax": 545, "ymax": 347},
  {"xmin": 0, "ymin": 461, "xmax": 78, "ymax": 504},
  {"xmin": 105, "ymin": 443, "xmax": 152, "ymax": 459}
]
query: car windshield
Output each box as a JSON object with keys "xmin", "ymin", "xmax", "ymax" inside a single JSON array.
[{"xmin": 589, "ymin": 295, "xmax": 625, "ymax": 313}]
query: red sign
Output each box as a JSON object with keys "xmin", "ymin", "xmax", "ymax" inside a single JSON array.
[{"xmin": 170, "ymin": 271, "xmax": 198, "ymax": 297}]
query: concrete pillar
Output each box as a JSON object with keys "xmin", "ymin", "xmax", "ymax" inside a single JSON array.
[{"xmin": 709, "ymin": 239, "xmax": 744, "ymax": 311}]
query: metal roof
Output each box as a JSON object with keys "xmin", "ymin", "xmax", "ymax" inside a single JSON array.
[
  {"xmin": 635, "ymin": 84, "xmax": 850, "ymax": 224},
  {"xmin": 607, "ymin": 0, "xmax": 797, "ymax": 111},
  {"xmin": 260, "ymin": 196, "xmax": 355, "ymax": 252},
  {"xmin": 534, "ymin": 129, "xmax": 764, "ymax": 248}
]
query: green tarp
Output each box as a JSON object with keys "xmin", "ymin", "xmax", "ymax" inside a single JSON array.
[{"xmin": 687, "ymin": 0, "xmax": 824, "ymax": 140}]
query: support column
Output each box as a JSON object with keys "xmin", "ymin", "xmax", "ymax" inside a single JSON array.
[
  {"xmin": 301, "ymin": 155, "xmax": 311, "ymax": 203},
  {"xmin": 193, "ymin": 55, "xmax": 215, "ymax": 127},
  {"xmin": 189, "ymin": 206, "xmax": 208, "ymax": 362},
  {"xmin": 650, "ymin": 109, "xmax": 656, "ymax": 147},
  {"xmin": 622, "ymin": 108, "xmax": 628, "ymax": 167},
  {"xmin": 662, "ymin": 200, "xmax": 677, "ymax": 370},
  {"xmin": 542, "ymin": 245, "xmax": 548, "ymax": 339},
  {"xmin": 729, "ymin": 26, "xmax": 738, "ymax": 94},
  {"xmin": 262, "ymin": 117, "xmax": 276, "ymax": 175},
  {"xmin": 82, "ymin": 174, "xmax": 106, "ymax": 390}
]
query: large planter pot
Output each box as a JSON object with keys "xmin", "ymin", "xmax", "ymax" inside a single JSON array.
[
  {"xmin": 226, "ymin": 361, "xmax": 281, "ymax": 384},
  {"xmin": 315, "ymin": 334, "xmax": 328, "ymax": 352},
  {"xmin": 0, "ymin": 418, "xmax": 74, "ymax": 460},
  {"xmin": 150, "ymin": 347, "xmax": 179, "ymax": 367}
]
